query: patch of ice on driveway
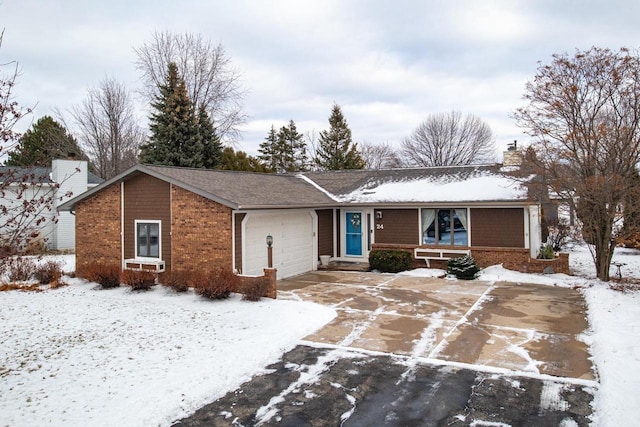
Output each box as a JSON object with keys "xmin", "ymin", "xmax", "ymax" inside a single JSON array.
[
  {"xmin": 540, "ymin": 381, "xmax": 569, "ymax": 411},
  {"xmin": 398, "ymin": 268, "xmax": 447, "ymax": 278}
]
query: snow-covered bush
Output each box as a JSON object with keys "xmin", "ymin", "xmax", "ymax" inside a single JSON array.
[
  {"xmin": 447, "ymin": 255, "xmax": 480, "ymax": 280},
  {"xmin": 120, "ymin": 270, "xmax": 155, "ymax": 291},
  {"xmin": 83, "ymin": 263, "xmax": 121, "ymax": 289},
  {"xmin": 4, "ymin": 256, "xmax": 37, "ymax": 282},
  {"xmin": 239, "ymin": 280, "xmax": 268, "ymax": 301},
  {"xmin": 162, "ymin": 271, "xmax": 190, "ymax": 293},
  {"xmin": 192, "ymin": 268, "xmax": 238, "ymax": 300},
  {"xmin": 34, "ymin": 260, "xmax": 63, "ymax": 285}
]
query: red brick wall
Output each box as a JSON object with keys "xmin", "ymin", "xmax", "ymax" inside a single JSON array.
[
  {"xmin": 471, "ymin": 247, "xmax": 569, "ymax": 274},
  {"xmin": 171, "ymin": 185, "xmax": 233, "ymax": 273},
  {"xmin": 371, "ymin": 243, "xmax": 570, "ymax": 275},
  {"xmin": 237, "ymin": 268, "xmax": 277, "ymax": 299},
  {"xmin": 75, "ymin": 184, "xmax": 121, "ymax": 277}
]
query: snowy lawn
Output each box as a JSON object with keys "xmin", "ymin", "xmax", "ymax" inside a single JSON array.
[
  {"xmin": 2, "ymin": 247, "xmax": 639, "ymax": 426},
  {"xmin": 0, "ymin": 257, "xmax": 335, "ymax": 426}
]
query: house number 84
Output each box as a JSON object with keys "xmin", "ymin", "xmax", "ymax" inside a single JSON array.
[{"xmin": 376, "ymin": 224, "xmax": 384, "ymax": 230}]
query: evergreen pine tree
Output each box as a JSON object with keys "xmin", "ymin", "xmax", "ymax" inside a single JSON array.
[
  {"xmin": 258, "ymin": 125, "xmax": 278, "ymax": 171},
  {"xmin": 6, "ymin": 116, "xmax": 89, "ymax": 167},
  {"xmin": 219, "ymin": 147, "xmax": 268, "ymax": 172},
  {"xmin": 315, "ymin": 104, "xmax": 365, "ymax": 170},
  {"xmin": 275, "ymin": 120, "xmax": 308, "ymax": 173},
  {"xmin": 140, "ymin": 62, "xmax": 203, "ymax": 168},
  {"xmin": 197, "ymin": 104, "xmax": 223, "ymax": 169}
]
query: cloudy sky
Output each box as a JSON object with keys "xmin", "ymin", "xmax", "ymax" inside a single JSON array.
[{"xmin": 2, "ymin": 0, "xmax": 639, "ymax": 157}]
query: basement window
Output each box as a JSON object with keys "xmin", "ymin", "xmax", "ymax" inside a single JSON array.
[{"xmin": 135, "ymin": 220, "xmax": 161, "ymax": 259}]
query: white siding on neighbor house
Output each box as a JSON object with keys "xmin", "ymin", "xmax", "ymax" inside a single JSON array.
[
  {"xmin": 242, "ymin": 210, "xmax": 317, "ymax": 280},
  {"xmin": 52, "ymin": 159, "xmax": 88, "ymax": 250},
  {"xmin": 1, "ymin": 184, "xmax": 57, "ymax": 248}
]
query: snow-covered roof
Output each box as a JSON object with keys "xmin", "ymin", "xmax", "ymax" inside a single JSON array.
[
  {"xmin": 303, "ymin": 165, "xmax": 529, "ymax": 204},
  {"xmin": 60, "ymin": 163, "xmax": 532, "ymax": 212}
]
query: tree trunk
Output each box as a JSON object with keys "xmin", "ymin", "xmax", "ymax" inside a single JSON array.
[{"xmin": 594, "ymin": 232, "xmax": 616, "ymax": 282}]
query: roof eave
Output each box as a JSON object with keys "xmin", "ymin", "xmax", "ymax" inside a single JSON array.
[{"xmin": 58, "ymin": 164, "xmax": 242, "ymax": 211}]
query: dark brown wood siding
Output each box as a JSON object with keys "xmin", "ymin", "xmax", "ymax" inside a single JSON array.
[
  {"xmin": 316, "ymin": 209, "xmax": 334, "ymax": 256},
  {"xmin": 470, "ymin": 208, "xmax": 524, "ymax": 248},
  {"xmin": 335, "ymin": 209, "xmax": 341, "ymax": 256},
  {"xmin": 123, "ymin": 174, "xmax": 171, "ymax": 270},
  {"xmin": 374, "ymin": 209, "xmax": 420, "ymax": 245},
  {"xmin": 234, "ymin": 213, "xmax": 246, "ymax": 272}
]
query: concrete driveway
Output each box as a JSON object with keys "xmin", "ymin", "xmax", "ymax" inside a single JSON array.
[
  {"xmin": 279, "ymin": 271, "xmax": 593, "ymax": 380},
  {"xmin": 175, "ymin": 271, "xmax": 596, "ymax": 426}
]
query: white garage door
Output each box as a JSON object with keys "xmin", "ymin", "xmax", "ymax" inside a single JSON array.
[{"xmin": 243, "ymin": 211, "xmax": 315, "ymax": 279}]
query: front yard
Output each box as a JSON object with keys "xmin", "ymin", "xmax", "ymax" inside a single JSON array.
[
  {"xmin": 0, "ymin": 263, "xmax": 335, "ymax": 426},
  {"xmin": 1, "ymin": 245, "xmax": 639, "ymax": 426}
]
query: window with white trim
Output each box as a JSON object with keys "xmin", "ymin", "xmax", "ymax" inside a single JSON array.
[
  {"xmin": 135, "ymin": 221, "xmax": 161, "ymax": 259},
  {"xmin": 421, "ymin": 208, "xmax": 468, "ymax": 246}
]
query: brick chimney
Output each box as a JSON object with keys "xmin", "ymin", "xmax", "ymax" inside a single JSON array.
[{"xmin": 503, "ymin": 140, "xmax": 523, "ymax": 167}]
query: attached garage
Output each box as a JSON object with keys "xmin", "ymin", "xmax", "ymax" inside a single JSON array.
[{"xmin": 242, "ymin": 211, "xmax": 317, "ymax": 279}]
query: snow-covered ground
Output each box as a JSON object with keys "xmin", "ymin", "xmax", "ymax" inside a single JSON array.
[
  {"xmin": 1, "ymin": 247, "xmax": 639, "ymax": 426},
  {"xmin": 0, "ymin": 256, "xmax": 335, "ymax": 426},
  {"xmin": 477, "ymin": 244, "xmax": 640, "ymax": 427}
]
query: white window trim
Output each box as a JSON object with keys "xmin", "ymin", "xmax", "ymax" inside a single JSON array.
[
  {"xmin": 419, "ymin": 207, "xmax": 470, "ymax": 247},
  {"xmin": 134, "ymin": 219, "xmax": 162, "ymax": 261}
]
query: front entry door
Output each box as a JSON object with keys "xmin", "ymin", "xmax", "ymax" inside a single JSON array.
[{"xmin": 345, "ymin": 212, "xmax": 363, "ymax": 256}]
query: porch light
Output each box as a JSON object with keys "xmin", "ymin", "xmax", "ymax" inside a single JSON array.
[{"xmin": 266, "ymin": 234, "xmax": 274, "ymax": 269}]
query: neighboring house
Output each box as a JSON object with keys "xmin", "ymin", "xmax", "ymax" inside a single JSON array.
[
  {"xmin": 59, "ymin": 152, "xmax": 566, "ymax": 280},
  {"xmin": 0, "ymin": 159, "xmax": 102, "ymax": 251}
]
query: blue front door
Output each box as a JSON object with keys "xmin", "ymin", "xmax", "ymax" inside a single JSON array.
[{"xmin": 345, "ymin": 212, "xmax": 363, "ymax": 256}]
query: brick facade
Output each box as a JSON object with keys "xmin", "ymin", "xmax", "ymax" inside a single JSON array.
[
  {"xmin": 371, "ymin": 243, "xmax": 570, "ymax": 275},
  {"xmin": 75, "ymin": 184, "xmax": 121, "ymax": 277},
  {"xmin": 471, "ymin": 247, "xmax": 569, "ymax": 274},
  {"xmin": 170, "ymin": 185, "xmax": 233, "ymax": 274},
  {"xmin": 237, "ymin": 268, "xmax": 277, "ymax": 299}
]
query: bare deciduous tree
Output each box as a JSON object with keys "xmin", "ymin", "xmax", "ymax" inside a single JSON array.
[
  {"xmin": 360, "ymin": 141, "xmax": 402, "ymax": 169},
  {"xmin": 514, "ymin": 46, "xmax": 640, "ymax": 281},
  {"xmin": 1, "ymin": 29, "xmax": 71, "ymax": 259},
  {"xmin": 71, "ymin": 77, "xmax": 144, "ymax": 180},
  {"xmin": 134, "ymin": 30, "xmax": 246, "ymax": 143},
  {"xmin": 401, "ymin": 111, "xmax": 496, "ymax": 167}
]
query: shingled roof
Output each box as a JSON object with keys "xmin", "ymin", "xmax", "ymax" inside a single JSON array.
[
  {"xmin": 59, "ymin": 163, "xmax": 531, "ymax": 212},
  {"xmin": 143, "ymin": 165, "xmax": 336, "ymax": 209}
]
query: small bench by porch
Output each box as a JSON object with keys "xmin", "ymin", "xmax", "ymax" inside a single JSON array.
[{"xmin": 413, "ymin": 248, "xmax": 471, "ymax": 267}]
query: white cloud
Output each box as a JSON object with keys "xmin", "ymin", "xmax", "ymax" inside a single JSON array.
[{"xmin": 3, "ymin": 0, "xmax": 640, "ymax": 156}]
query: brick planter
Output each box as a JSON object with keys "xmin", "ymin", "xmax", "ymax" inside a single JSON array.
[
  {"xmin": 237, "ymin": 268, "xmax": 277, "ymax": 299},
  {"xmin": 371, "ymin": 243, "xmax": 570, "ymax": 275}
]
